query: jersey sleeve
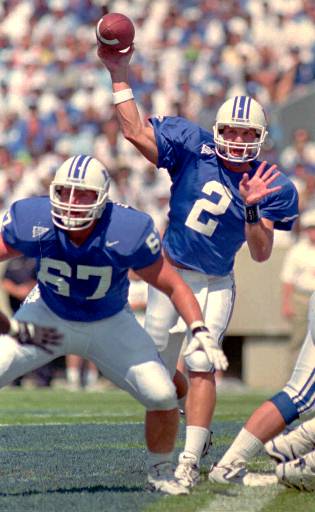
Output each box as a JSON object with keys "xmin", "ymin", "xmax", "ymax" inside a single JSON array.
[
  {"xmin": 1, "ymin": 201, "xmax": 41, "ymax": 257},
  {"xmin": 149, "ymin": 116, "xmax": 209, "ymax": 174},
  {"xmin": 260, "ymin": 176, "xmax": 299, "ymax": 231},
  {"xmin": 128, "ymin": 217, "xmax": 162, "ymax": 271}
]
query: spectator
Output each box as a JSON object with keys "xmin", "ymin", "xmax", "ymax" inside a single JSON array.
[{"xmin": 281, "ymin": 209, "xmax": 315, "ymax": 373}]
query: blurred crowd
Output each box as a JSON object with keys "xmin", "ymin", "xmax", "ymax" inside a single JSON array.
[
  {"xmin": 1, "ymin": 0, "xmax": 315, "ymax": 231},
  {"xmin": 1, "ymin": 0, "xmax": 315, "ymax": 388}
]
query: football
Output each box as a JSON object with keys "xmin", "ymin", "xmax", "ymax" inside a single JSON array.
[{"xmin": 96, "ymin": 13, "xmax": 135, "ymax": 51}]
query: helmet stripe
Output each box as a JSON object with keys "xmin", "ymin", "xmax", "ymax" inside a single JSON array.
[
  {"xmin": 81, "ymin": 156, "xmax": 93, "ymax": 179},
  {"xmin": 232, "ymin": 96, "xmax": 238, "ymax": 118},
  {"xmin": 72, "ymin": 154, "xmax": 87, "ymax": 179},
  {"xmin": 237, "ymin": 95, "xmax": 246, "ymax": 119},
  {"xmin": 68, "ymin": 155, "xmax": 79, "ymax": 178}
]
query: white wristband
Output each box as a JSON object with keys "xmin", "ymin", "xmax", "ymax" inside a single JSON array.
[
  {"xmin": 8, "ymin": 318, "xmax": 19, "ymax": 337},
  {"xmin": 112, "ymin": 88, "xmax": 134, "ymax": 105}
]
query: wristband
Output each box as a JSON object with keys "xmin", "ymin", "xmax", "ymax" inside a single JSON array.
[
  {"xmin": 190, "ymin": 321, "xmax": 209, "ymax": 335},
  {"xmin": 112, "ymin": 88, "xmax": 134, "ymax": 105},
  {"xmin": 244, "ymin": 203, "xmax": 261, "ymax": 224}
]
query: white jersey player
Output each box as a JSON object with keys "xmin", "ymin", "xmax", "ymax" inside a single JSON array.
[{"xmin": 209, "ymin": 290, "xmax": 315, "ymax": 488}]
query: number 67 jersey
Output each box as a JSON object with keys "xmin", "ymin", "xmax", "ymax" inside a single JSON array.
[
  {"xmin": 150, "ymin": 116, "xmax": 299, "ymax": 276},
  {"xmin": 1, "ymin": 198, "xmax": 161, "ymax": 321}
]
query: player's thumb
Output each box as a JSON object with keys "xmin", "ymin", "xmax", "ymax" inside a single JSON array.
[{"xmin": 183, "ymin": 338, "xmax": 200, "ymax": 357}]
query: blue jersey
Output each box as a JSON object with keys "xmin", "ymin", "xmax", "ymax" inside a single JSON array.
[
  {"xmin": 150, "ymin": 116, "xmax": 299, "ymax": 275},
  {"xmin": 1, "ymin": 197, "xmax": 161, "ymax": 321}
]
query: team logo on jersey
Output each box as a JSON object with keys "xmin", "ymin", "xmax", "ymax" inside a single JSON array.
[
  {"xmin": 105, "ymin": 240, "xmax": 119, "ymax": 247},
  {"xmin": 32, "ymin": 226, "xmax": 50, "ymax": 238},
  {"xmin": 201, "ymin": 144, "xmax": 215, "ymax": 156},
  {"xmin": 24, "ymin": 284, "xmax": 40, "ymax": 303}
]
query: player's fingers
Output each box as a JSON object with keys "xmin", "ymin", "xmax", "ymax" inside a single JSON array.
[
  {"xmin": 240, "ymin": 173, "xmax": 249, "ymax": 186},
  {"xmin": 38, "ymin": 345, "xmax": 54, "ymax": 355},
  {"xmin": 42, "ymin": 327, "xmax": 63, "ymax": 339},
  {"xmin": 255, "ymin": 160, "xmax": 268, "ymax": 177},
  {"xmin": 184, "ymin": 338, "xmax": 200, "ymax": 357},
  {"xmin": 265, "ymin": 171, "xmax": 281, "ymax": 185},
  {"xmin": 261, "ymin": 165, "xmax": 278, "ymax": 181},
  {"xmin": 264, "ymin": 185, "xmax": 282, "ymax": 195}
]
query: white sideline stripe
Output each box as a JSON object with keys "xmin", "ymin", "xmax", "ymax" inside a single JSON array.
[
  {"xmin": 0, "ymin": 421, "xmax": 143, "ymax": 427},
  {"xmin": 199, "ymin": 485, "xmax": 283, "ymax": 512}
]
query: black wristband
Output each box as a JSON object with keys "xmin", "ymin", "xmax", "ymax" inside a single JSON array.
[
  {"xmin": 244, "ymin": 204, "xmax": 261, "ymax": 224},
  {"xmin": 191, "ymin": 325, "xmax": 209, "ymax": 336}
]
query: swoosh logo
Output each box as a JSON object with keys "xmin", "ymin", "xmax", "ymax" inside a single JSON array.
[{"xmin": 106, "ymin": 240, "xmax": 119, "ymax": 247}]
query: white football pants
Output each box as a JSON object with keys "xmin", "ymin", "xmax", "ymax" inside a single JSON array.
[
  {"xmin": 283, "ymin": 291, "xmax": 315, "ymax": 417},
  {"xmin": 0, "ymin": 287, "xmax": 177, "ymax": 411},
  {"xmin": 145, "ymin": 268, "xmax": 236, "ymax": 375}
]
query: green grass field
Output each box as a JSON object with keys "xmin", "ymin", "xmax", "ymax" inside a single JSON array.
[{"xmin": 0, "ymin": 387, "xmax": 313, "ymax": 512}]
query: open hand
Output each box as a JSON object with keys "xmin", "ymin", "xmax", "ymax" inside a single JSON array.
[
  {"xmin": 240, "ymin": 161, "xmax": 282, "ymax": 205},
  {"xmin": 10, "ymin": 320, "xmax": 63, "ymax": 355}
]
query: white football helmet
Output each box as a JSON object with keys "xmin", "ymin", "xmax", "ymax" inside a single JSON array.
[
  {"xmin": 50, "ymin": 155, "xmax": 110, "ymax": 231},
  {"xmin": 213, "ymin": 96, "xmax": 268, "ymax": 162}
]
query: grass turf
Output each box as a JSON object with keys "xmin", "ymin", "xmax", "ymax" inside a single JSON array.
[{"xmin": 0, "ymin": 388, "xmax": 313, "ymax": 512}]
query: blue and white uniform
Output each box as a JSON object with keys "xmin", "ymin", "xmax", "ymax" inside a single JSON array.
[
  {"xmin": 271, "ymin": 292, "xmax": 315, "ymax": 420},
  {"xmin": 145, "ymin": 116, "xmax": 299, "ymax": 374},
  {"xmin": 0, "ymin": 197, "xmax": 177, "ymax": 410}
]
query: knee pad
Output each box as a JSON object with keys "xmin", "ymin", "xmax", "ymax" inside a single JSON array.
[
  {"xmin": 184, "ymin": 349, "xmax": 215, "ymax": 373},
  {"xmin": 146, "ymin": 381, "xmax": 178, "ymax": 411},
  {"xmin": 270, "ymin": 391, "xmax": 299, "ymax": 424},
  {"xmin": 127, "ymin": 361, "xmax": 178, "ymax": 411}
]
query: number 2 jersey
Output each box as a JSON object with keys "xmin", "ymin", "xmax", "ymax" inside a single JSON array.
[
  {"xmin": 150, "ymin": 116, "xmax": 299, "ymax": 276},
  {"xmin": 1, "ymin": 198, "xmax": 161, "ymax": 321}
]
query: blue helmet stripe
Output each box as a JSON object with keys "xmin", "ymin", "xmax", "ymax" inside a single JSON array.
[
  {"xmin": 81, "ymin": 156, "xmax": 92, "ymax": 179},
  {"xmin": 232, "ymin": 96, "xmax": 238, "ymax": 118},
  {"xmin": 68, "ymin": 155, "xmax": 79, "ymax": 178},
  {"xmin": 72, "ymin": 154, "xmax": 86, "ymax": 179}
]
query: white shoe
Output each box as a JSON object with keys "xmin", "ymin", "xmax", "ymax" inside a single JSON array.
[
  {"xmin": 147, "ymin": 462, "xmax": 189, "ymax": 495},
  {"xmin": 276, "ymin": 455, "xmax": 315, "ymax": 491},
  {"xmin": 265, "ymin": 425, "xmax": 315, "ymax": 463},
  {"xmin": 174, "ymin": 453, "xmax": 200, "ymax": 488},
  {"xmin": 208, "ymin": 462, "xmax": 278, "ymax": 487}
]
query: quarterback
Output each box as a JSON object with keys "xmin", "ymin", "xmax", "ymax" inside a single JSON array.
[
  {"xmin": 98, "ymin": 43, "xmax": 299, "ymax": 488},
  {"xmin": 0, "ymin": 154, "xmax": 226, "ymax": 495}
]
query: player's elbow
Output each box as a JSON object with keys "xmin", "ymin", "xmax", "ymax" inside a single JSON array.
[{"xmin": 251, "ymin": 248, "xmax": 272, "ymax": 262}]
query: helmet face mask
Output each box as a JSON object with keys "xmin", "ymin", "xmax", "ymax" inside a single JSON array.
[
  {"xmin": 213, "ymin": 96, "xmax": 268, "ymax": 163},
  {"xmin": 50, "ymin": 155, "xmax": 110, "ymax": 231}
]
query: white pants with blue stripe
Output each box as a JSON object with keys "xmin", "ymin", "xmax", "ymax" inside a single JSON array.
[
  {"xmin": 145, "ymin": 268, "xmax": 236, "ymax": 375},
  {"xmin": 283, "ymin": 291, "xmax": 315, "ymax": 417},
  {"xmin": 0, "ymin": 288, "xmax": 177, "ymax": 411}
]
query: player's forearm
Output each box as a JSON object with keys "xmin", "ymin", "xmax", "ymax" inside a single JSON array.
[
  {"xmin": 245, "ymin": 221, "xmax": 274, "ymax": 262},
  {"xmin": 169, "ymin": 283, "xmax": 204, "ymax": 328},
  {"xmin": 110, "ymin": 74, "xmax": 158, "ymax": 164}
]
